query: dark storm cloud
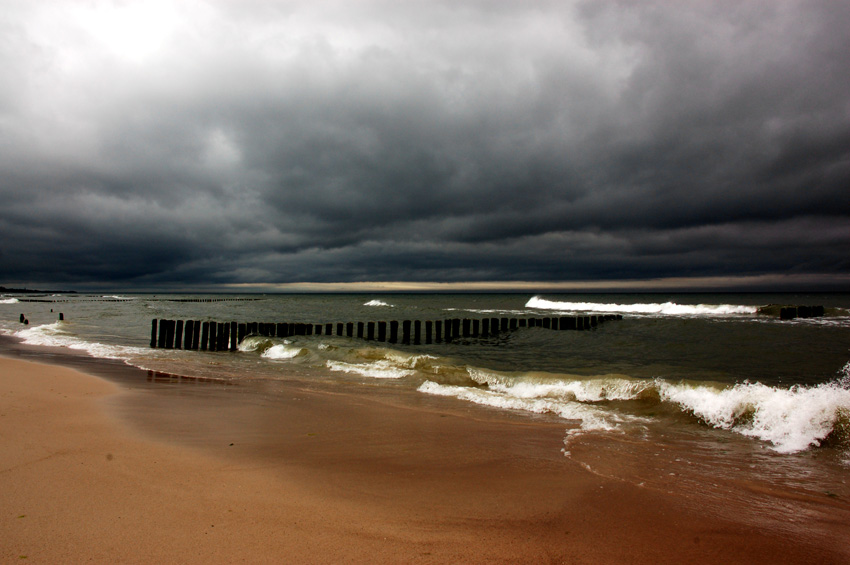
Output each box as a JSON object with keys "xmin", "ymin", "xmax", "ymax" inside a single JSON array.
[{"xmin": 1, "ymin": 0, "xmax": 848, "ymax": 289}]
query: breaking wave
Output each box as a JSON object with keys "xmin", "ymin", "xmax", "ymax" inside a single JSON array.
[
  {"xmin": 13, "ymin": 322, "xmax": 146, "ymax": 362},
  {"xmin": 527, "ymin": 296, "xmax": 758, "ymax": 317},
  {"xmin": 418, "ymin": 365, "xmax": 850, "ymax": 454},
  {"xmin": 364, "ymin": 299, "xmax": 392, "ymax": 307}
]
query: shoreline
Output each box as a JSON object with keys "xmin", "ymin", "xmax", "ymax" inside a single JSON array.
[{"xmin": 2, "ymin": 343, "xmax": 848, "ymax": 563}]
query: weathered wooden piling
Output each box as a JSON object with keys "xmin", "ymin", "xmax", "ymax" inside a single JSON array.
[
  {"xmin": 183, "ymin": 320, "xmax": 193, "ymax": 349},
  {"xmin": 149, "ymin": 313, "xmax": 624, "ymax": 351},
  {"xmin": 403, "ymin": 320, "xmax": 412, "ymax": 345},
  {"xmin": 210, "ymin": 322, "xmax": 218, "ymax": 351}
]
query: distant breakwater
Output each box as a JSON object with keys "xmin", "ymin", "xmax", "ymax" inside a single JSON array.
[
  {"xmin": 149, "ymin": 315, "xmax": 623, "ymax": 351},
  {"xmin": 15, "ymin": 297, "xmax": 262, "ymax": 303}
]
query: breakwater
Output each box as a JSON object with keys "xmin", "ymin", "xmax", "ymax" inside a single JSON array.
[{"xmin": 149, "ymin": 314, "xmax": 622, "ymax": 351}]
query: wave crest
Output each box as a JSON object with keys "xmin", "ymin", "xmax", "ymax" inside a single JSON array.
[{"xmin": 526, "ymin": 296, "xmax": 757, "ymax": 316}]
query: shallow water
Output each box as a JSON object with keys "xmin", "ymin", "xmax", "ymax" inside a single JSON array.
[{"xmin": 3, "ymin": 291, "xmax": 850, "ymax": 522}]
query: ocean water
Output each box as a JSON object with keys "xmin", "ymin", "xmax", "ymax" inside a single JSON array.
[{"xmin": 3, "ymin": 291, "xmax": 850, "ymax": 520}]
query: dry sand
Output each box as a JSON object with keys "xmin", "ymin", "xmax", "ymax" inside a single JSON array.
[{"xmin": 1, "ymin": 355, "xmax": 845, "ymax": 564}]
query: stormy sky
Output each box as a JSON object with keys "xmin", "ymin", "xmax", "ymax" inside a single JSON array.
[{"xmin": 2, "ymin": 0, "xmax": 849, "ymax": 291}]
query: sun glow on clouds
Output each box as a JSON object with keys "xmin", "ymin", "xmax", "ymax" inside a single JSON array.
[
  {"xmin": 23, "ymin": 1, "xmax": 184, "ymax": 68},
  {"xmin": 75, "ymin": 1, "xmax": 180, "ymax": 63}
]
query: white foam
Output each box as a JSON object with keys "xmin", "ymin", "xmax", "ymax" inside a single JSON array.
[
  {"xmin": 659, "ymin": 379, "xmax": 850, "ymax": 453},
  {"xmin": 1, "ymin": 298, "xmax": 20, "ymax": 304},
  {"xmin": 364, "ymin": 299, "xmax": 392, "ymax": 307},
  {"xmin": 103, "ymin": 295, "xmax": 136, "ymax": 300},
  {"xmin": 14, "ymin": 322, "xmax": 147, "ymax": 361},
  {"xmin": 418, "ymin": 380, "xmax": 625, "ymax": 433},
  {"xmin": 526, "ymin": 296, "xmax": 757, "ymax": 316},
  {"xmin": 466, "ymin": 368, "xmax": 653, "ymax": 402},
  {"xmin": 262, "ymin": 344, "xmax": 306, "ymax": 360},
  {"xmin": 326, "ymin": 360, "xmax": 414, "ymax": 379}
]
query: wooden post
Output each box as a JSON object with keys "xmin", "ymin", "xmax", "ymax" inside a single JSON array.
[
  {"xmin": 518, "ymin": 318, "xmax": 526, "ymax": 327},
  {"xmin": 352, "ymin": 322, "xmax": 359, "ymax": 338},
  {"xmin": 510, "ymin": 318, "xmax": 518, "ymax": 331},
  {"xmin": 435, "ymin": 320, "xmax": 442, "ymax": 343},
  {"xmin": 501, "ymin": 318, "xmax": 509, "ymax": 332},
  {"xmin": 389, "ymin": 321, "xmax": 399, "ymax": 343},
  {"xmin": 472, "ymin": 318, "xmax": 479, "ymax": 337},
  {"xmin": 378, "ymin": 321, "xmax": 387, "ymax": 341},
  {"xmin": 490, "ymin": 318, "xmax": 499, "ymax": 334},
  {"xmin": 238, "ymin": 323, "xmax": 246, "ymax": 344},
  {"xmin": 209, "ymin": 322, "xmax": 218, "ymax": 351},
  {"xmin": 192, "ymin": 321, "xmax": 201, "ymax": 349},
  {"xmin": 367, "ymin": 321, "xmax": 375, "ymax": 340},
  {"xmin": 413, "ymin": 320, "xmax": 420, "ymax": 345},
  {"xmin": 462, "ymin": 319, "xmax": 471, "ymax": 338},
  {"xmin": 542, "ymin": 318, "xmax": 551, "ymax": 329},
  {"xmin": 150, "ymin": 319, "xmax": 158, "ymax": 348},
  {"xmin": 444, "ymin": 319, "xmax": 453, "ymax": 342},
  {"xmin": 164, "ymin": 320, "xmax": 175, "ymax": 349},
  {"xmin": 59, "ymin": 313, "xmax": 64, "ymax": 321},
  {"xmin": 403, "ymin": 320, "xmax": 411, "ymax": 345},
  {"xmin": 452, "ymin": 319, "xmax": 461, "ymax": 340},
  {"xmin": 337, "ymin": 322, "xmax": 344, "ymax": 336},
  {"xmin": 157, "ymin": 319, "xmax": 167, "ymax": 348},
  {"xmin": 325, "ymin": 323, "xmax": 333, "ymax": 335},
  {"xmin": 184, "ymin": 320, "xmax": 194, "ymax": 349},
  {"xmin": 175, "ymin": 320, "xmax": 184, "ymax": 349},
  {"xmin": 201, "ymin": 322, "xmax": 209, "ymax": 351},
  {"xmin": 230, "ymin": 322, "xmax": 237, "ymax": 351}
]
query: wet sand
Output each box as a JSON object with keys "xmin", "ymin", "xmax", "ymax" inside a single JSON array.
[{"xmin": 2, "ymin": 352, "xmax": 846, "ymax": 563}]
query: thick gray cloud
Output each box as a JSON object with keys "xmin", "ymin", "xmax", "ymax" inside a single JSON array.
[{"xmin": 1, "ymin": 0, "xmax": 848, "ymax": 289}]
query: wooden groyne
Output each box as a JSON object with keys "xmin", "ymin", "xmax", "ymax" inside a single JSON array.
[
  {"xmin": 149, "ymin": 315, "xmax": 623, "ymax": 350},
  {"xmin": 756, "ymin": 304, "xmax": 826, "ymax": 320}
]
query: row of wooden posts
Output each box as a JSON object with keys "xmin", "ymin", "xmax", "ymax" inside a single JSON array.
[{"xmin": 150, "ymin": 315, "xmax": 623, "ymax": 351}]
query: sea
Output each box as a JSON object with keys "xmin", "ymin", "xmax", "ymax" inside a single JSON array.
[{"xmin": 3, "ymin": 291, "xmax": 849, "ymax": 527}]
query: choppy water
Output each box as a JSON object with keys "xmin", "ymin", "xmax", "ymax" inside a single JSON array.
[{"xmin": 3, "ymin": 291, "xmax": 850, "ymax": 516}]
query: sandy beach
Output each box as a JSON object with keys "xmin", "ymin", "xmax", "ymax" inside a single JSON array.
[{"xmin": 2, "ymin": 353, "xmax": 847, "ymax": 564}]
